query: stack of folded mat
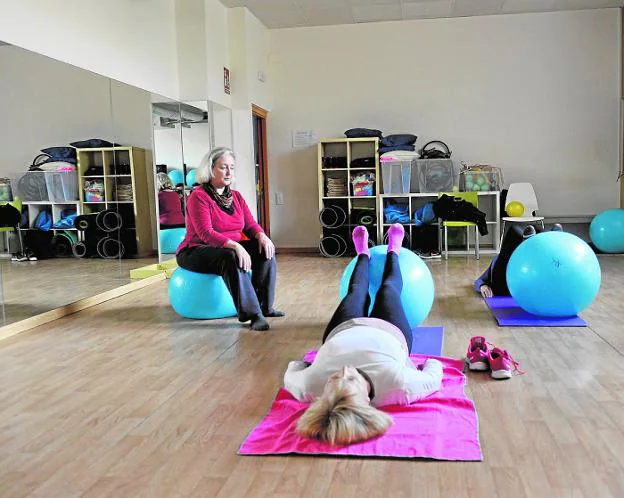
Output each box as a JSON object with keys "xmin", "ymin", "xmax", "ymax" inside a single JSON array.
[{"xmin": 326, "ymin": 177, "xmax": 348, "ymax": 197}]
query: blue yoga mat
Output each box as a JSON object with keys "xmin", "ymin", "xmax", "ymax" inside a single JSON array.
[
  {"xmin": 410, "ymin": 326, "xmax": 444, "ymax": 355},
  {"xmin": 485, "ymin": 296, "xmax": 587, "ymax": 327}
]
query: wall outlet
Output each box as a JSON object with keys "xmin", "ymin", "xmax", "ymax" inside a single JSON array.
[{"xmin": 275, "ymin": 192, "xmax": 284, "ymax": 205}]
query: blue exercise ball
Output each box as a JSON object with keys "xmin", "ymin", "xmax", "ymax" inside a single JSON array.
[
  {"xmin": 169, "ymin": 267, "xmax": 237, "ymax": 319},
  {"xmin": 507, "ymin": 232, "xmax": 601, "ymax": 317},
  {"xmin": 186, "ymin": 168, "xmax": 197, "ymax": 186},
  {"xmin": 168, "ymin": 169, "xmax": 184, "ymax": 186},
  {"xmin": 339, "ymin": 246, "xmax": 435, "ymax": 328},
  {"xmin": 160, "ymin": 227, "xmax": 186, "ymax": 254},
  {"xmin": 590, "ymin": 208, "xmax": 624, "ymax": 253}
]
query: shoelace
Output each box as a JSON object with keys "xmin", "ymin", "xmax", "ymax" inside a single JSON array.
[{"xmin": 495, "ymin": 349, "xmax": 526, "ymax": 375}]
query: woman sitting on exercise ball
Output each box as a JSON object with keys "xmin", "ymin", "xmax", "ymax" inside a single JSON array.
[
  {"xmin": 284, "ymin": 224, "xmax": 443, "ymax": 446},
  {"xmin": 157, "ymin": 172, "xmax": 185, "ymax": 229},
  {"xmin": 476, "ymin": 223, "xmax": 562, "ymax": 298},
  {"xmin": 176, "ymin": 147, "xmax": 284, "ymax": 331}
]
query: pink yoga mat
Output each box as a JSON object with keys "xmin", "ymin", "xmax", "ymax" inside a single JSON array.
[{"xmin": 239, "ymin": 353, "xmax": 482, "ymax": 461}]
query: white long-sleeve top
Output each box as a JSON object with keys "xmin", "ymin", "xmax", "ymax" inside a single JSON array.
[{"xmin": 283, "ymin": 322, "xmax": 443, "ymax": 407}]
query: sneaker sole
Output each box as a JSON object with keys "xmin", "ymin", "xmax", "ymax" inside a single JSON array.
[
  {"xmin": 467, "ymin": 360, "xmax": 488, "ymax": 371},
  {"xmin": 491, "ymin": 369, "xmax": 512, "ymax": 380}
]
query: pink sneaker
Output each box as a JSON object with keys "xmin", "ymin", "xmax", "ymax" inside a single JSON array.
[
  {"xmin": 488, "ymin": 347, "xmax": 524, "ymax": 380},
  {"xmin": 466, "ymin": 336, "xmax": 490, "ymax": 371}
]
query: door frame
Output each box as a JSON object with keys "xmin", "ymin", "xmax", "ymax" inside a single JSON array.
[{"xmin": 252, "ymin": 104, "xmax": 271, "ymax": 236}]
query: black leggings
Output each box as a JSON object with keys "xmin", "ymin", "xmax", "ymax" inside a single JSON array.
[
  {"xmin": 490, "ymin": 224, "xmax": 545, "ymax": 296},
  {"xmin": 176, "ymin": 239, "xmax": 277, "ymax": 320},
  {"xmin": 322, "ymin": 252, "xmax": 412, "ymax": 347}
]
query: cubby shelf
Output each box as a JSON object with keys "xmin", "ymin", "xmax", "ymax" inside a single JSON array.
[{"xmin": 318, "ymin": 138, "xmax": 380, "ymax": 257}]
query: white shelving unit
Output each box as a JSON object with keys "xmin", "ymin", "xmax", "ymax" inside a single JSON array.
[{"xmin": 379, "ymin": 191, "xmax": 501, "ymax": 255}]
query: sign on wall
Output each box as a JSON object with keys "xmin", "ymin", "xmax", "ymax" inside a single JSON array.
[{"xmin": 224, "ymin": 67, "xmax": 231, "ymax": 95}]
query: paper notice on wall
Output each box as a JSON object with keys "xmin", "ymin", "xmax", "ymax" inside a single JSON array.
[{"xmin": 292, "ymin": 130, "xmax": 316, "ymax": 148}]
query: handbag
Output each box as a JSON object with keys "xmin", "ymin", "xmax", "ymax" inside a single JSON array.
[{"xmin": 419, "ymin": 140, "xmax": 452, "ymax": 159}]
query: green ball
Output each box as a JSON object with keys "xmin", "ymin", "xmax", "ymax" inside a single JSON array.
[
  {"xmin": 472, "ymin": 183, "xmax": 481, "ymax": 191},
  {"xmin": 465, "ymin": 175, "xmax": 473, "ymax": 182},
  {"xmin": 465, "ymin": 181, "xmax": 474, "ymax": 191},
  {"xmin": 476, "ymin": 176, "xmax": 485, "ymax": 185}
]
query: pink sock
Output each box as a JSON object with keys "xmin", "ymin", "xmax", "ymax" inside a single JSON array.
[
  {"xmin": 352, "ymin": 226, "xmax": 370, "ymax": 257},
  {"xmin": 386, "ymin": 223, "xmax": 405, "ymax": 254}
]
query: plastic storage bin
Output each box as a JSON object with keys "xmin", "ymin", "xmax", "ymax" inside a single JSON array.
[
  {"xmin": 45, "ymin": 171, "xmax": 79, "ymax": 202},
  {"xmin": 417, "ymin": 159, "xmax": 456, "ymax": 193},
  {"xmin": 381, "ymin": 158, "xmax": 414, "ymax": 194},
  {"xmin": 458, "ymin": 165, "xmax": 503, "ymax": 192},
  {"xmin": 11, "ymin": 171, "xmax": 49, "ymax": 201}
]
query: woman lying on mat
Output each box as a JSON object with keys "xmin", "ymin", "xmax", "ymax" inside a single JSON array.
[
  {"xmin": 284, "ymin": 224, "xmax": 443, "ymax": 446},
  {"xmin": 476, "ymin": 224, "xmax": 562, "ymax": 298}
]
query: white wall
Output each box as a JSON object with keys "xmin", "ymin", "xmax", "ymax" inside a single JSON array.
[
  {"xmin": 176, "ymin": 0, "xmax": 208, "ymax": 102},
  {"xmin": 0, "ymin": 46, "xmax": 151, "ymax": 175},
  {"xmin": 206, "ymin": 0, "xmax": 232, "ymax": 109},
  {"xmin": 269, "ymin": 9, "xmax": 621, "ymax": 247},
  {"xmin": 0, "ymin": 0, "xmax": 179, "ymax": 100},
  {"xmin": 227, "ymin": 8, "xmax": 272, "ymax": 217}
]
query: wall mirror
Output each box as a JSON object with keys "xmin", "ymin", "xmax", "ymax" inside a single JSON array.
[
  {"xmin": 0, "ymin": 41, "xmax": 158, "ymax": 327},
  {"xmin": 151, "ymin": 98, "xmax": 233, "ymax": 263}
]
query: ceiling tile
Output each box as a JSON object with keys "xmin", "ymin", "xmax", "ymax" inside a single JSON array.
[
  {"xmin": 302, "ymin": 7, "xmax": 356, "ymax": 26},
  {"xmin": 501, "ymin": 0, "xmax": 557, "ymax": 14},
  {"xmin": 402, "ymin": 0, "xmax": 453, "ymax": 19},
  {"xmin": 349, "ymin": 0, "xmax": 400, "ymax": 5},
  {"xmin": 219, "ymin": 0, "xmax": 248, "ymax": 7},
  {"xmin": 353, "ymin": 4, "xmax": 403, "ymax": 22},
  {"xmin": 553, "ymin": 0, "xmax": 623, "ymax": 8},
  {"xmin": 453, "ymin": 0, "xmax": 504, "ymax": 16},
  {"xmin": 253, "ymin": 8, "xmax": 307, "ymax": 28},
  {"xmin": 243, "ymin": 0, "xmax": 297, "ymax": 9}
]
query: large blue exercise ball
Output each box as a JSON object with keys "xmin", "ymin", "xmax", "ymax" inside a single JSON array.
[
  {"xmin": 168, "ymin": 169, "xmax": 184, "ymax": 186},
  {"xmin": 507, "ymin": 232, "xmax": 601, "ymax": 317},
  {"xmin": 590, "ymin": 208, "xmax": 624, "ymax": 253},
  {"xmin": 186, "ymin": 168, "xmax": 197, "ymax": 186},
  {"xmin": 169, "ymin": 267, "xmax": 237, "ymax": 319},
  {"xmin": 160, "ymin": 227, "xmax": 186, "ymax": 254},
  {"xmin": 339, "ymin": 246, "xmax": 435, "ymax": 328}
]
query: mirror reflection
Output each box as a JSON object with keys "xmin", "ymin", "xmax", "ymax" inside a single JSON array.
[
  {"xmin": 0, "ymin": 41, "xmax": 158, "ymax": 327},
  {"xmin": 152, "ymin": 98, "xmax": 233, "ymax": 263}
]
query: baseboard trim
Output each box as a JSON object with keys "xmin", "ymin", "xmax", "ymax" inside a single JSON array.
[
  {"xmin": 276, "ymin": 247, "xmax": 318, "ymax": 254},
  {"xmin": 0, "ymin": 273, "xmax": 166, "ymax": 343}
]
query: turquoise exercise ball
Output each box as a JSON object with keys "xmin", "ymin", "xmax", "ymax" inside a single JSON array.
[
  {"xmin": 168, "ymin": 169, "xmax": 184, "ymax": 186},
  {"xmin": 339, "ymin": 246, "xmax": 435, "ymax": 328},
  {"xmin": 186, "ymin": 168, "xmax": 197, "ymax": 186},
  {"xmin": 507, "ymin": 232, "xmax": 601, "ymax": 317},
  {"xmin": 169, "ymin": 267, "xmax": 237, "ymax": 319},
  {"xmin": 160, "ymin": 227, "xmax": 186, "ymax": 254},
  {"xmin": 476, "ymin": 175, "xmax": 485, "ymax": 186},
  {"xmin": 465, "ymin": 181, "xmax": 474, "ymax": 191},
  {"xmin": 472, "ymin": 183, "xmax": 481, "ymax": 191},
  {"xmin": 590, "ymin": 208, "xmax": 624, "ymax": 253}
]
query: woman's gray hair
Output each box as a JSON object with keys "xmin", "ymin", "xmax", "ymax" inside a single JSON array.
[
  {"xmin": 157, "ymin": 172, "xmax": 174, "ymax": 191},
  {"xmin": 195, "ymin": 147, "xmax": 236, "ymax": 184}
]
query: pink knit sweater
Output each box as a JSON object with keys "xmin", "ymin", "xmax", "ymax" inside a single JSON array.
[{"xmin": 177, "ymin": 187, "xmax": 263, "ymax": 252}]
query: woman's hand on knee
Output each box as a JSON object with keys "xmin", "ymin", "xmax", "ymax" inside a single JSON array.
[
  {"xmin": 233, "ymin": 243, "xmax": 252, "ymax": 272},
  {"xmin": 256, "ymin": 233, "xmax": 275, "ymax": 259},
  {"xmin": 480, "ymin": 284, "xmax": 493, "ymax": 299}
]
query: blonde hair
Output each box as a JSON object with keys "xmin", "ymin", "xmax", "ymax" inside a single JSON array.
[
  {"xmin": 296, "ymin": 379, "xmax": 393, "ymax": 446},
  {"xmin": 195, "ymin": 147, "xmax": 236, "ymax": 184},
  {"xmin": 157, "ymin": 172, "xmax": 174, "ymax": 191}
]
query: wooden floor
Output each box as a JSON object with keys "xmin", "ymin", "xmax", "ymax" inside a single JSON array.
[
  {"xmin": 0, "ymin": 257, "xmax": 156, "ymax": 326},
  {"xmin": 1, "ymin": 254, "xmax": 624, "ymax": 497}
]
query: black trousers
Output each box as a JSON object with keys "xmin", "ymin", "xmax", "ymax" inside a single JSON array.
[
  {"xmin": 176, "ymin": 239, "xmax": 277, "ymax": 320},
  {"xmin": 490, "ymin": 224, "xmax": 545, "ymax": 296},
  {"xmin": 322, "ymin": 253, "xmax": 412, "ymax": 347}
]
